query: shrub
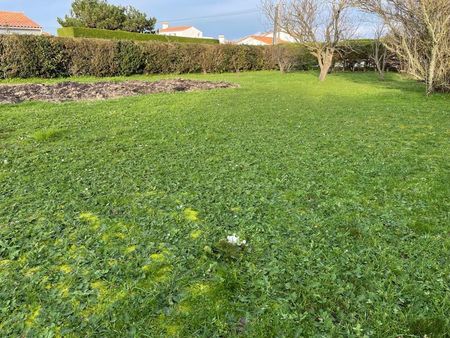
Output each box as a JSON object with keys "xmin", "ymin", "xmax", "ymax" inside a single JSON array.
[
  {"xmin": 0, "ymin": 35, "xmax": 379, "ymax": 79},
  {"xmin": 334, "ymin": 40, "xmax": 398, "ymax": 72},
  {"xmin": 199, "ymin": 45, "xmax": 225, "ymax": 74},
  {"xmin": 0, "ymin": 35, "xmax": 67, "ymax": 78},
  {"xmin": 58, "ymin": 27, "xmax": 220, "ymax": 45},
  {"xmin": 66, "ymin": 38, "xmax": 118, "ymax": 77},
  {"xmin": 115, "ymin": 40, "xmax": 144, "ymax": 76},
  {"xmin": 271, "ymin": 45, "xmax": 316, "ymax": 73}
]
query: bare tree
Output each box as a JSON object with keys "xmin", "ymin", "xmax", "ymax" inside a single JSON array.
[
  {"xmin": 263, "ymin": 0, "xmax": 355, "ymax": 81},
  {"xmin": 371, "ymin": 23, "xmax": 388, "ymax": 80},
  {"xmin": 357, "ymin": 0, "xmax": 450, "ymax": 94},
  {"xmin": 275, "ymin": 46, "xmax": 300, "ymax": 73}
]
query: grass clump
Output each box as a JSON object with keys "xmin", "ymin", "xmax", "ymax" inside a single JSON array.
[{"xmin": 31, "ymin": 128, "xmax": 65, "ymax": 142}]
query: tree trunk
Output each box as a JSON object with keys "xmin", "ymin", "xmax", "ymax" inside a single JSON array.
[
  {"xmin": 319, "ymin": 57, "xmax": 332, "ymax": 81},
  {"xmin": 318, "ymin": 50, "xmax": 333, "ymax": 82},
  {"xmin": 379, "ymin": 50, "xmax": 387, "ymax": 80},
  {"xmin": 427, "ymin": 45, "xmax": 438, "ymax": 95},
  {"xmin": 319, "ymin": 65, "xmax": 329, "ymax": 81},
  {"xmin": 375, "ymin": 58, "xmax": 385, "ymax": 80}
]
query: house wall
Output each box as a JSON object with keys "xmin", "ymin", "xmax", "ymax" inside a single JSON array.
[
  {"xmin": 0, "ymin": 27, "xmax": 42, "ymax": 35},
  {"xmin": 237, "ymin": 37, "xmax": 267, "ymax": 46},
  {"xmin": 262, "ymin": 32, "xmax": 296, "ymax": 43},
  {"xmin": 160, "ymin": 27, "xmax": 203, "ymax": 39}
]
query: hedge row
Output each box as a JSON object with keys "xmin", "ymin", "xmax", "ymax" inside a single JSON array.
[
  {"xmin": 0, "ymin": 35, "xmax": 317, "ymax": 78},
  {"xmin": 58, "ymin": 27, "xmax": 219, "ymax": 45},
  {"xmin": 0, "ymin": 35, "xmax": 387, "ymax": 79}
]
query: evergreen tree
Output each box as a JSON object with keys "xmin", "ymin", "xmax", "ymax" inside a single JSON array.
[{"xmin": 58, "ymin": 0, "xmax": 156, "ymax": 33}]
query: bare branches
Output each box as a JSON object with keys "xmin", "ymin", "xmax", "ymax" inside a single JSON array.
[
  {"xmin": 371, "ymin": 23, "xmax": 388, "ymax": 79},
  {"xmin": 262, "ymin": 0, "xmax": 356, "ymax": 81},
  {"xmin": 356, "ymin": 0, "xmax": 450, "ymax": 94}
]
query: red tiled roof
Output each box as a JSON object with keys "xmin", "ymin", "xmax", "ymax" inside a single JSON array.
[
  {"xmin": 238, "ymin": 35, "xmax": 289, "ymax": 45},
  {"xmin": 250, "ymin": 35, "xmax": 274, "ymax": 45},
  {"xmin": 159, "ymin": 26, "xmax": 192, "ymax": 33},
  {"xmin": 0, "ymin": 11, "xmax": 42, "ymax": 29}
]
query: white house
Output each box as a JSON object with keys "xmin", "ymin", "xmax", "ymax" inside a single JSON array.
[
  {"xmin": 158, "ymin": 22, "xmax": 203, "ymax": 39},
  {"xmin": 236, "ymin": 31, "xmax": 296, "ymax": 46},
  {"xmin": 261, "ymin": 31, "xmax": 296, "ymax": 43},
  {"xmin": 237, "ymin": 35, "xmax": 275, "ymax": 46},
  {"xmin": 0, "ymin": 11, "xmax": 43, "ymax": 35}
]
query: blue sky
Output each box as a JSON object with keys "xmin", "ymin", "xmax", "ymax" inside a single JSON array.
[{"xmin": 0, "ymin": 0, "xmax": 268, "ymax": 40}]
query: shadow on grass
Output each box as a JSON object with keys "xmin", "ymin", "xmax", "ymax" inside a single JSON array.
[{"xmin": 330, "ymin": 71, "xmax": 426, "ymax": 94}]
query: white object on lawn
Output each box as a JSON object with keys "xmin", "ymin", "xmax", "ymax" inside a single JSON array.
[{"xmin": 227, "ymin": 234, "xmax": 247, "ymax": 246}]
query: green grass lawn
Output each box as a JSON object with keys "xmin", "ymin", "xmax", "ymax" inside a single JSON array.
[{"xmin": 1, "ymin": 71, "xmax": 449, "ymax": 337}]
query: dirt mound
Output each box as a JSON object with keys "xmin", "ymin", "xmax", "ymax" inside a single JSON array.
[{"xmin": 0, "ymin": 79, "xmax": 238, "ymax": 104}]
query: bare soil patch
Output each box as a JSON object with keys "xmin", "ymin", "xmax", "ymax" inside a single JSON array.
[{"xmin": 0, "ymin": 79, "xmax": 238, "ymax": 104}]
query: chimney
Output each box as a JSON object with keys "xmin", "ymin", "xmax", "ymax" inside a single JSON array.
[
  {"xmin": 161, "ymin": 22, "xmax": 169, "ymax": 30},
  {"xmin": 218, "ymin": 35, "xmax": 225, "ymax": 44}
]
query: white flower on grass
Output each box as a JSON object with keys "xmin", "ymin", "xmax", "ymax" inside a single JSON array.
[
  {"xmin": 227, "ymin": 235, "xmax": 238, "ymax": 244},
  {"xmin": 227, "ymin": 234, "xmax": 247, "ymax": 246}
]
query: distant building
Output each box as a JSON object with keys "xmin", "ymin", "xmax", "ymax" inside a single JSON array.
[
  {"xmin": 158, "ymin": 22, "xmax": 225, "ymax": 43},
  {"xmin": 261, "ymin": 31, "xmax": 296, "ymax": 43},
  {"xmin": 236, "ymin": 31, "xmax": 296, "ymax": 46},
  {"xmin": 0, "ymin": 11, "xmax": 43, "ymax": 35},
  {"xmin": 158, "ymin": 22, "xmax": 203, "ymax": 39},
  {"xmin": 237, "ymin": 35, "xmax": 276, "ymax": 46}
]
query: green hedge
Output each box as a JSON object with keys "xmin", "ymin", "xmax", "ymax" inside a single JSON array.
[
  {"xmin": 0, "ymin": 35, "xmax": 383, "ymax": 79},
  {"xmin": 58, "ymin": 27, "xmax": 219, "ymax": 45},
  {"xmin": 0, "ymin": 35, "xmax": 318, "ymax": 78}
]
